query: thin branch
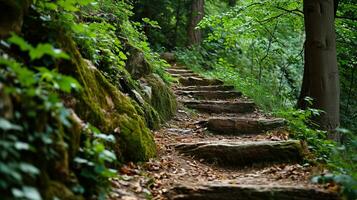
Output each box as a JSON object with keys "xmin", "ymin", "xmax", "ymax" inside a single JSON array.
[
  {"xmin": 257, "ymin": 13, "xmax": 287, "ymax": 23},
  {"xmin": 256, "ymin": 20, "xmax": 288, "ymax": 48},
  {"xmin": 274, "ymin": 6, "xmax": 303, "ymax": 17}
]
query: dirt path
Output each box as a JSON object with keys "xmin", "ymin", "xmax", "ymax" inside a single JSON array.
[{"xmin": 109, "ymin": 64, "xmax": 339, "ymax": 200}]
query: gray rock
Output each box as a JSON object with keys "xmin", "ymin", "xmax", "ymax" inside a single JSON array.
[
  {"xmin": 175, "ymin": 140, "xmax": 304, "ymax": 167},
  {"xmin": 176, "ymin": 90, "xmax": 242, "ymax": 100},
  {"xmin": 179, "ymin": 77, "xmax": 224, "ymax": 86},
  {"xmin": 167, "ymin": 183, "xmax": 340, "ymax": 200},
  {"xmin": 207, "ymin": 117, "xmax": 286, "ymax": 135},
  {"xmin": 177, "ymin": 85, "xmax": 235, "ymax": 91},
  {"xmin": 180, "ymin": 100, "xmax": 255, "ymax": 114}
]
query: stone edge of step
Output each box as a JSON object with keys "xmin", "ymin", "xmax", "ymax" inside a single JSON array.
[{"xmin": 167, "ymin": 183, "xmax": 340, "ymax": 200}]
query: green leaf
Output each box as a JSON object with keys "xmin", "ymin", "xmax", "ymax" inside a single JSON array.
[
  {"xmin": 8, "ymin": 34, "xmax": 32, "ymax": 51},
  {"xmin": 30, "ymin": 44, "xmax": 69, "ymax": 60},
  {"xmin": 15, "ymin": 142, "xmax": 30, "ymax": 150},
  {"xmin": 0, "ymin": 118, "xmax": 22, "ymax": 131},
  {"xmin": 12, "ymin": 186, "xmax": 42, "ymax": 200},
  {"xmin": 19, "ymin": 163, "xmax": 40, "ymax": 176},
  {"xmin": 94, "ymin": 134, "xmax": 115, "ymax": 143},
  {"xmin": 142, "ymin": 18, "xmax": 161, "ymax": 29}
]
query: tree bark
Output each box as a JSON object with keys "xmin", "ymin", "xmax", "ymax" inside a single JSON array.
[
  {"xmin": 299, "ymin": 0, "xmax": 340, "ymax": 137},
  {"xmin": 187, "ymin": 0, "xmax": 204, "ymax": 46},
  {"xmin": 0, "ymin": 0, "xmax": 31, "ymax": 38},
  {"xmin": 174, "ymin": 0, "xmax": 182, "ymax": 46},
  {"xmin": 228, "ymin": 0, "xmax": 236, "ymax": 7}
]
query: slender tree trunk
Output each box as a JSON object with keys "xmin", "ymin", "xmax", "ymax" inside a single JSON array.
[
  {"xmin": 187, "ymin": 0, "xmax": 204, "ymax": 46},
  {"xmin": 228, "ymin": 0, "xmax": 236, "ymax": 7},
  {"xmin": 298, "ymin": 0, "xmax": 340, "ymax": 138},
  {"xmin": 174, "ymin": 0, "xmax": 182, "ymax": 46}
]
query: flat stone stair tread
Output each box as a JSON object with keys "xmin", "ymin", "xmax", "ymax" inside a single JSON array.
[
  {"xmin": 179, "ymin": 99, "xmax": 255, "ymax": 114},
  {"xmin": 179, "ymin": 77, "xmax": 224, "ymax": 86},
  {"xmin": 169, "ymin": 65, "xmax": 188, "ymax": 69},
  {"xmin": 175, "ymin": 140, "xmax": 304, "ymax": 168},
  {"xmin": 175, "ymin": 90, "xmax": 242, "ymax": 100},
  {"xmin": 176, "ymin": 85, "xmax": 235, "ymax": 91},
  {"xmin": 167, "ymin": 183, "xmax": 339, "ymax": 200},
  {"xmin": 207, "ymin": 117, "xmax": 286, "ymax": 135},
  {"xmin": 171, "ymin": 73, "xmax": 201, "ymax": 78},
  {"xmin": 166, "ymin": 68, "xmax": 195, "ymax": 74}
]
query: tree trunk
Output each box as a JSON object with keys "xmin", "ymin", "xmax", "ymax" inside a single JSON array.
[
  {"xmin": 187, "ymin": 0, "xmax": 204, "ymax": 46},
  {"xmin": 299, "ymin": 0, "xmax": 340, "ymax": 137},
  {"xmin": 228, "ymin": 0, "xmax": 236, "ymax": 7},
  {"xmin": 174, "ymin": 0, "xmax": 182, "ymax": 46},
  {"xmin": 0, "ymin": 0, "xmax": 31, "ymax": 38}
]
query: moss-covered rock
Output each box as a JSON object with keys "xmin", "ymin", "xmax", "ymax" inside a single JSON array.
[
  {"xmin": 44, "ymin": 181, "xmax": 83, "ymax": 200},
  {"xmin": 56, "ymin": 32, "xmax": 156, "ymax": 162},
  {"xmin": 144, "ymin": 74, "xmax": 177, "ymax": 121},
  {"xmin": 121, "ymin": 46, "xmax": 177, "ymax": 128},
  {"xmin": 126, "ymin": 48, "xmax": 152, "ymax": 79}
]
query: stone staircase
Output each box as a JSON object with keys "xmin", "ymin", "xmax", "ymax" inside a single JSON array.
[{"xmin": 163, "ymin": 65, "xmax": 340, "ymax": 200}]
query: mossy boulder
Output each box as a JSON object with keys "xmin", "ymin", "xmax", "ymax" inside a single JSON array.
[
  {"xmin": 144, "ymin": 74, "xmax": 177, "ymax": 121},
  {"xmin": 56, "ymin": 33, "xmax": 156, "ymax": 162},
  {"xmin": 123, "ymin": 46, "xmax": 177, "ymax": 127},
  {"xmin": 43, "ymin": 181, "xmax": 83, "ymax": 200},
  {"xmin": 125, "ymin": 48, "xmax": 152, "ymax": 79}
]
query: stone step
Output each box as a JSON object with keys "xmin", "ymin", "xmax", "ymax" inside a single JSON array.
[
  {"xmin": 175, "ymin": 140, "xmax": 304, "ymax": 167},
  {"xmin": 171, "ymin": 73, "xmax": 201, "ymax": 78},
  {"xmin": 207, "ymin": 117, "xmax": 285, "ymax": 135},
  {"xmin": 166, "ymin": 68, "xmax": 194, "ymax": 74},
  {"xmin": 167, "ymin": 183, "xmax": 339, "ymax": 200},
  {"xmin": 176, "ymin": 85, "xmax": 235, "ymax": 91},
  {"xmin": 176, "ymin": 90, "xmax": 242, "ymax": 100},
  {"xmin": 179, "ymin": 77, "xmax": 224, "ymax": 86},
  {"xmin": 180, "ymin": 100, "xmax": 255, "ymax": 114},
  {"xmin": 169, "ymin": 65, "xmax": 187, "ymax": 69}
]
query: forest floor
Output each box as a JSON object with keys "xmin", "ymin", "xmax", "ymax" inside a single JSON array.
[{"xmin": 109, "ymin": 64, "xmax": 339, "ymax": 200}]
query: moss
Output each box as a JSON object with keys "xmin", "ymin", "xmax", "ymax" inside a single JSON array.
[
  {"xmin": 44, "ymin": 181, "xmax": 83, "ymax": 200},
  {"xmin": 133, "ymin": 99, "xmax": 162, "ymax": 130},
  {"xmin": 118, "ymin": 114, "xmax": 156, "ymax": 161},
  {"xmin": 56, "ymin": 32, "xmax": 156, "ymax": 162},
  {"xmin": 125, "ymin": 47, "xmax": 153, "ymax": 79},
  {"xmin": 145, "ymin": 74, "xmax": 177, "ymax": 121}
]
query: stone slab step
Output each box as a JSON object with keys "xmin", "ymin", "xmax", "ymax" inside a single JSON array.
[
  {"xmin": 176, "ymin": 85, "xmax": 235, "ymax": 91},
  {"xmin": 171, "ymin": 73, "xmax": 200, "ymax": 78},
  {"xmin": 176, "ymin": 90, "xmax": 242, "ymax": 100},
  {"xmin": 167, "ymin": 183, "xmax": 339, "ymax": 200},
  {"xmin": 207, "ymin": 117, "xmax": 285, "ymax": 135},
  {"xmin": 175, "ymin": 140, "xmax": 304, "ymax": 167},
  {"xmin": 179, "ymin": 77, "xmax": 224, "ymax": 86},
  {"xmin": 166, "ymin": 68, "xmax": 194, "ymax": 74},
  {"xmin": 180, "ymin": 100, "xmax": 255, "ymax": 114}
]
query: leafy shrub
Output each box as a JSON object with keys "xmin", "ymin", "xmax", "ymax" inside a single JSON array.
[{"xmin": 0, "ymin": 34, "xmax": 117, "ymax": 199}]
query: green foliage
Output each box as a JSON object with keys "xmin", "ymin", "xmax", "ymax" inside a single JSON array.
[
  {"xmin": 1, "ymin": 33, "xmax": 117, "ymax": 199},
  {"xmin": 312, "ymin": 131, "xmax": 357, "ymax": 200},
  {"xmin": 276, "ymin": 106, "xmax": 334, "ymax": 162},
  {"xmin": 0, "ymin": 39, "xmax": 75, "ymax": 199},
  {"xmin": 174, "ymin": 0, "xmax": 305, "ymax": 112},
  {"xmin": 175, "ymin": 47, "xmax": 285, "ymax": 111},
  {"xmin": 74, "ymin": 124, "xmax": 117, "ymax": 199},
  {"xmin": 8, "ymin": 34, "xmax": 70, "ymax": 61},
  {"xmin": 336, "ymin": 0, "xmax": 357, "ymax": 133},
  {"xmin": 132, "ymin": 0, "xmax": 207, "ymax": 49}
]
